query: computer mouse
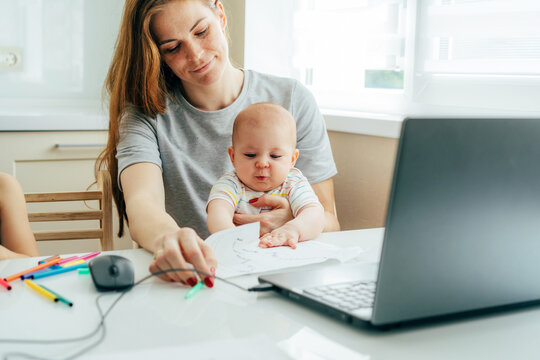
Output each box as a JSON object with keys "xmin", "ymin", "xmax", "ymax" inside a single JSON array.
[{"xmin": 88, "ymin": 255, "xmax": 134, "ymax": 292}]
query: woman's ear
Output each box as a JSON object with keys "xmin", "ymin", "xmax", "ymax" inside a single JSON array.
[
  {"xmin": 291, "ymin": 149, "xmax": 299, "ymax": 167},
  {"xmin": 228, "ymin": 146, "xmax": 235, "ymax": 164},
  {"xmin": 215, "ymin": 1, "xmax": 227, "ymax": 29}
]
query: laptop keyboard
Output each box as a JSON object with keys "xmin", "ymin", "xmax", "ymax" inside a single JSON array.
[{"xmin": 303, "ymin": 281, "xmax": 376, "ymax": 311}]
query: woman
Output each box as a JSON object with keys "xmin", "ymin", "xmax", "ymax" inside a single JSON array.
[{"xmin": 97, "ymin": 0, "xmax": 340, "ymax": 287}]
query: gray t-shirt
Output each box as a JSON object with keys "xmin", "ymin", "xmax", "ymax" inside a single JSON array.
[{"xmin": 116, "ymin": 69, "xmax": 337, "ymax": 238}]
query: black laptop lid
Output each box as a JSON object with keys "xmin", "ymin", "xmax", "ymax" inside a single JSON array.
[{"xmin": 372, "ymin": 118, "xmax": 540, "ymax": 326}]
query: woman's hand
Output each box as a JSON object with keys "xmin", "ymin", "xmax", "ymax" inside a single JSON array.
[
  {"xmin": 121, "ymin": 164, "xmax": 217, "ymax": 287},
  {"xmin": 148, "ymin": 227, "xmax": 217, "ymax": 287},
  {"xmin": 233, "ymin": 194, "xmax": 294, "ymax": 235}
]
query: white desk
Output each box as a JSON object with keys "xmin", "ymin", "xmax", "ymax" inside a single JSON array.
[{"xmin": 1, "ymin": 228, "xmax": 539, "ymax": 359}]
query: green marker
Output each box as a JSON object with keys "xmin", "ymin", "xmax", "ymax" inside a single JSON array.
[
  {"xmin": 185, "ymin": 281, "xmax": 204, "ymax": 299},
  {"xmin": 78, "ymin": 268, "xmax": 90, "ymax": 275},
  {"xmin": 39, "ymin": 285, "xmax": 74, "ymax": 307}
]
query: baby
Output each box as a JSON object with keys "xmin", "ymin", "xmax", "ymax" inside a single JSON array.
[{"xmin": 206, "ymin": 102, "xmax": 325, "ymax": 249}]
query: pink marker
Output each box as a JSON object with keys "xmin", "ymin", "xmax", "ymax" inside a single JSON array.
[
  {"xmin": 57, "ymin": 256, "xmax": 79, "ymax": 265},
  {"xmin": 80, "ymin": 252, "xmax": 101, "ymax": 261}
]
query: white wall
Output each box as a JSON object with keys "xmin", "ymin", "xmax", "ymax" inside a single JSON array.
[{"xmin": 0, "ymin": 0, "xmax": 123, "ymax": 112}]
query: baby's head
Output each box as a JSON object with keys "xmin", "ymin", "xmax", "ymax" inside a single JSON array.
[{"xmin": 228, "ymin": 103, "xmax": 299, "ymax": 192}]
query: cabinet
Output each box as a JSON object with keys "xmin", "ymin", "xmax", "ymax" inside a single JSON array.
[{"xmin": 0, "ymin": 131, "xmax": 133, "ymax": 255}]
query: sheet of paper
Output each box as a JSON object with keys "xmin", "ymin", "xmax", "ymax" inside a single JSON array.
[
  {"xmin": 206, "ymin": 223, "xmax": 363, "ymax": 278},
  {"xmin": 278, "ymin": 327, "xmax": 370, "ymax": 360},
  {"xmin": 81, "ymin": 335, "xmax": 290, "ymax": 360}
]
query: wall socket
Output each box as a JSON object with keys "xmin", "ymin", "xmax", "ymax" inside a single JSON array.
[{"xmin": 0, "ymin": 47, "xmax": 23, "ymax": 72}]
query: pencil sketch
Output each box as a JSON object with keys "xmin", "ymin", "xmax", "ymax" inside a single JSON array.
[{"xmin": 206, "ymin": 223, "xmax": 363, "ymax": 278}]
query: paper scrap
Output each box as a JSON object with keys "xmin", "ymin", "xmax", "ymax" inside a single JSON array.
[
  {"xmin": 278, "ymin": 327, "xmax": 370, "ymax": 360},
  {"xmin": 206, "ymin": 223, "xmax": 363, "ymax": 278},
  {"xmin": 80, "ymin": 335, "xmax": 290, "ymax": 360}
]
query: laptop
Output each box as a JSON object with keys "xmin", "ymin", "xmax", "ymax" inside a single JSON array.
[{"xmin": 259, "ymin": 118, "xmax": 540, "ymax": 327}]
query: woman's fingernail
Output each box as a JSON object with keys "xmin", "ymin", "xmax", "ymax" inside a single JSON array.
[
  {"xmin": 187, "ymin": 277, "xmax": 197, "ymax": 287},
  {"xmin": 210, "ymin": 267, "xmax": 216, "ymax": 275},
  {"xmin": 204, "ymin": 277, "xmax": 214, "ymax": 288},
  {"xmin": 249, "ymin": 198, "xmax": 258, "ymax": 203}
]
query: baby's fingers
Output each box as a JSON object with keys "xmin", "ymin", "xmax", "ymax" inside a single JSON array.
[
  {"xmin": 287, "ymin": 237, "xmax": 298, "ymax": 249},
  {"xmin": 259, "ymin": 233, "xmax": 288, "ymax": 248},
  {"xmin": 259, "ymin": 233, "xmax": 273, "ymax": 248}
]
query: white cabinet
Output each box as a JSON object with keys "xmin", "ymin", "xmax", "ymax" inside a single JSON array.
[{"xmin": 0, "ymin": 131, "xmax": 133, "ymax": 255}]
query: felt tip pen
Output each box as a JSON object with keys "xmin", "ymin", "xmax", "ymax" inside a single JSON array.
[
  {"xmin": 57, "ymin": 256, "xmax": 79, "ymax": 265},
  {"xmin": 21, "ymin": 263, "xmax": 67, "ymax": 279},
  {"xmin": 39, "ymin": 285, "xmax": 73, "ymax": 307},
  {"xmin": 0, "ymin": 277, "xmax": 12, "ymax": 291},
  {"xmin": 38, "ymin": 254, "xmax": 60, "ymax": 265},
  {"xmin": 24, "ymin": 279, "xmax": 58, "ymax": 302},
  {"xmin": 184, "ymin": 281, "xmax": 204, "ymax": 299},
  {"xmin": 61, "ymin": 259, "xmax": 85, "ymax": 268},
  {"xmin": 5, "ymin": 257, "xmax": 62, "ymax": 282},
  {"xmin": 80, "ymin": 252, "xmax": 100, "ymax": 261},
  {"xmin": 31, "ymin": 263, "xmax": 88, "ymax": 280}
]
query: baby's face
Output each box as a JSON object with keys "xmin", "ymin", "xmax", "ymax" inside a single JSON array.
[{"xmin": 229, "ymin": 121, "xmax": 298, "ymax": 192}]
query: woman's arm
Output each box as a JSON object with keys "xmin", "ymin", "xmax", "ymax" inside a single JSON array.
[
  {"xmin": 311, "ymin": 178, "xmax": 341, "ymax": 232},
  {"xmin": 0, "ymin": 173, "xmax": 39, "ymax": 260},
  {"xmin": 121, "ymin": 163, "xmax": 217, "ymax": 286}
]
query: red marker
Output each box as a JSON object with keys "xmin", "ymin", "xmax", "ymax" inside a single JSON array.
[{"xmin": 0, "ymin": 277, "xmax": 11, "ymax": 291}]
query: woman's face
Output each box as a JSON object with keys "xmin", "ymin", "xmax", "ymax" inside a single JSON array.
[{"xmin": 151, "ymin": 0, "xmax": 229, "ymax": 87}]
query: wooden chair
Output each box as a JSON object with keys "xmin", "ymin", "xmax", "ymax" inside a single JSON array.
[{"xmin": 24, "ymin": 170, "xmax": 113, "ymax": 251}]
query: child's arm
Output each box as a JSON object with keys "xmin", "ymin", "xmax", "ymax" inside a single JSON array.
[
  {"xmin": 259, "ymin": 203, "xmax": 325, "ymax": 249},
  {"xmin": 0, "ymin": 245, "xmax": 29, "ymax": 259},
  {"xmin": 0, "ymin": 173, "xmax": 39, "ymax": 260},
  {"xmin": 206, "ymin": 199, "xmax": 236, "ymax": 234}
]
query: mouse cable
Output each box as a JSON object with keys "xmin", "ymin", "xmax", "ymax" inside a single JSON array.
[{"xmin": 0, "ymin": 268, "xmax": 276, "ymax": 360}]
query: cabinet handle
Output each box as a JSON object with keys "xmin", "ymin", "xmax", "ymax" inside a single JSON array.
[{"xmin": 54, "ymin": 143, "xmax": 106, "ymax": 149}]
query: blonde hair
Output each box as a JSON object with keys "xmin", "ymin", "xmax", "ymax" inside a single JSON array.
[
  {"xmin": 96, "ymin": 0, "xmax": 221, "ymax": 236},
  {"xmin": 232, "ymin": 103, "xmax": 297, "ymax": 148}
]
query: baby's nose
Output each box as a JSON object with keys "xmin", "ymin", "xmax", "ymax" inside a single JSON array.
[{"xmin": 256, "ymin": 158, "xmax": 270, "ymax": 168}]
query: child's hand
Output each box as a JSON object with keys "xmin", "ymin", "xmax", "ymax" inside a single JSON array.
[{"xmin": 258, "ymin": 225, "xmax": 300, "ymax": 249}]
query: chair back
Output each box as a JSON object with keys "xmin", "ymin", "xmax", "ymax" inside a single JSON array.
[{"xmin": 24, "ymin": 170, "xmax": 113, "ymax": 251}]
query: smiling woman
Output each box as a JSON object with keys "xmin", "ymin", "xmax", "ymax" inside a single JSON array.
[
  {"xmin": 151, "ymin": 0, "xmax": 233, "ymax": 94},
  {"xmin": 96, "ymin": 0, "xmax": 339, "ymax": 287}
]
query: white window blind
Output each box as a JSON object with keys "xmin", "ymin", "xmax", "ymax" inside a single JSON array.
[
  {"xmin": 244, "ymin": 0, "xmax": 540, "ymax": 118},
  {"xmin": 411, "ymin": 0, "xmax": 540, "ymax": 116}
]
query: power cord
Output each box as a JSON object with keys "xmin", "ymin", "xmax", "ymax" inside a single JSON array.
[{"xmin": 0, "ymin": 268, "xmax": 276, "ymax": 360}]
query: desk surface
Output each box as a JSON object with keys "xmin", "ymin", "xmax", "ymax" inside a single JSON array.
[{"xmin": 1, "ymin": 228, "xmax": 539, "ymax": 359}]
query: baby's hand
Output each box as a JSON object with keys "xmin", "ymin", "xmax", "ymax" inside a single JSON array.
[{"xmin": 258, "ymin": 225, "xmax": 300, "ymax": 249}]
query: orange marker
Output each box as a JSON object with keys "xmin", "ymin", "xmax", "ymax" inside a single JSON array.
[
  {"xmin": 38, "ymin": 254, "xmax": 60, "ymax": 265},
  {"xmin": 4, "ymin": 257, "xmax": 62, "ymax": 282}
]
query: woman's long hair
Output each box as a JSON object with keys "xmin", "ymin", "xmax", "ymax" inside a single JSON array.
[{"xmin": 95, "ymin": 0, "xmax": 218, "ymax": 237}]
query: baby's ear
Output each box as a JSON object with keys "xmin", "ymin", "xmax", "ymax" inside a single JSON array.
[
  {"xmin": 228, "ymin": 146, "xmax": 235, "ymax": 164},
  {"xmin": 291, "ymin": 149, "xmax": 299, "ymax": 166}
]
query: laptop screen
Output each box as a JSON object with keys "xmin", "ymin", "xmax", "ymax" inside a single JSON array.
[{"xmin": 372, "ymin": 118, "xmax": 540, "ymax": 325}]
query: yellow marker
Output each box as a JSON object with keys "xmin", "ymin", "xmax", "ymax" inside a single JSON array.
[
  {"xmin": 24, "ymin": 279, "xmax": 58, "ymax": 303},
  {"xmin": 61, "ymin": 259, "xmax": 85, "ymax": 268}
]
